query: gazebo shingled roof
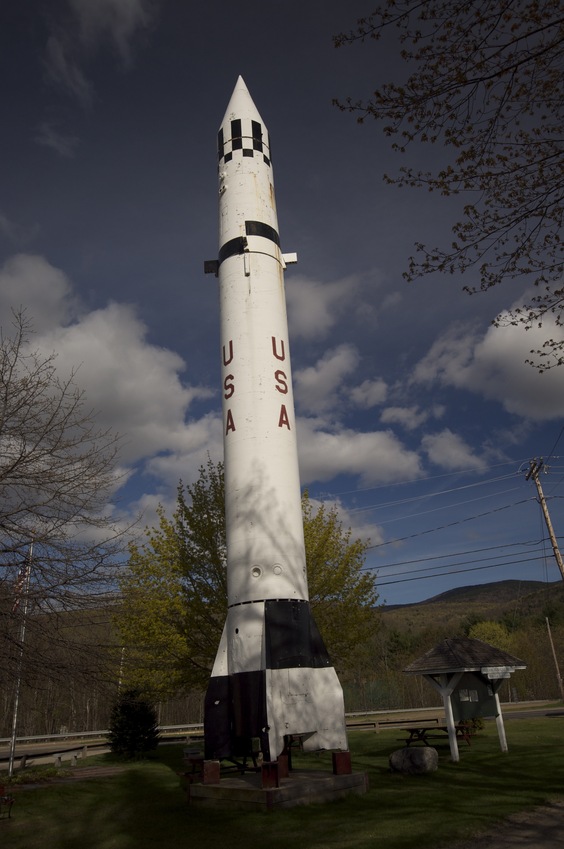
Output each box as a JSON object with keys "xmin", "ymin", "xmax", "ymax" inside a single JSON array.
[{"xmin": 404, "ymin": 636, "xmax": 527, "ymax": 675}]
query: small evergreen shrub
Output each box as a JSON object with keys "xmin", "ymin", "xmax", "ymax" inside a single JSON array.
[{"xmin": 108, "ymin": 689, "xmax": 160, "ymax": 759}]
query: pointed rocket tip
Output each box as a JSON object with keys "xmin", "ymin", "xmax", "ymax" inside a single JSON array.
[
  {"xmin": 222, "ymin": 76, "xmax": 264, "ymax": 126},
  {"xmin": 233, "ymin": 75, "xmax": 249, "ymax": 95}
]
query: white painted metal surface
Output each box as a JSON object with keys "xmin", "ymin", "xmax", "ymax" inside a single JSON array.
[
  {"xmin": 205, "ymin": 78, "xmax": 348, "ymax": 762},
  {"xmin": 218, "ymin": 77, "xmax": 308, "ymax": 612}
]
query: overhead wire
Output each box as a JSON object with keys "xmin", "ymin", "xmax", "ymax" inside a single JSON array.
[
  {"xmin": 376, "ymin": 554, "xmax": 548, "ymax": 587},
  {"xmin": 366, "ymin": 497, "xmax": 535, "ymax": 549},
  {"xmin": 365, "ymin": 538, "xmax": 548, "ymax": 572}
]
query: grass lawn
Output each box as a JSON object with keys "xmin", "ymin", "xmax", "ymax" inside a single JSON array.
[{"xmin": 2, "ymin": 718, "xmax": 563, "ymax": 849}]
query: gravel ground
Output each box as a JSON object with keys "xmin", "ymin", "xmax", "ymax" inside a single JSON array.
[{"xmin": 448, "ymin": 799, "xmax": 564, "ymax": 849}]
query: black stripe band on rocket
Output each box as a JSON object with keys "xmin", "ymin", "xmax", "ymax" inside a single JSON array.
[{"xmin": 218, "ymin": 221, "xmax": 281, "ymax": 265}]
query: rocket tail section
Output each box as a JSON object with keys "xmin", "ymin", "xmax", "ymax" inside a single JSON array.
[{"xmin": 204, "ymin": 600, "xmax": 347, "ymax": 762}]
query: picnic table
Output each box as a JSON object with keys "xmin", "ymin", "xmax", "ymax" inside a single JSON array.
[{"xmin": 402, "ymin": 723, "xmax": 472, "ymax": 747}]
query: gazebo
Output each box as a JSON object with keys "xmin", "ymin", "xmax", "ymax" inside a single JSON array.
[{"xmin": 404, "ymin": 636, "xmax": 526, "ymax": 762}]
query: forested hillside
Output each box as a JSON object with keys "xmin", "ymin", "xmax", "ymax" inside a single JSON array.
[
  {"xmin": 2, "ymin": 580, "xmax": 562, "ymax": 737},
  {"xmin": 341, "ymin": 580, "xmax": 564, "ymax": 711}
]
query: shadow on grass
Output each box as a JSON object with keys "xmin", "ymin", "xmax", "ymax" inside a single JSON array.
[{"xmin": 4, "ymin": 721, "xmax": 563, "ymax": 849}]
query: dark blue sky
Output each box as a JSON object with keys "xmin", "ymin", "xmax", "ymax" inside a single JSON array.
[{"xmin": 1, "ymin": 1, "xmax": 563, "ymax": 604}]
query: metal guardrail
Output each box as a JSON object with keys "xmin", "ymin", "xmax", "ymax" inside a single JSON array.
[
  {"xmin": 0, "ymin": 701, "xmax": 552, "ymax": 749},
  {"xmin": 0, "ymin": 724, "xmax": 205, "ymax": 747}
]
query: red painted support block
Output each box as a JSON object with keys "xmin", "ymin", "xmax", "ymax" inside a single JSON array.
[
  {"xmin": 202, "ymin": 760, "xmax": 221, "ymax": 784},
  {"xmin": 332, "ymin": 750, "xmax": 352, "ymax": 775},
  {"xmin": 277, "ymin": 754, "xmax": 289, "ymax": 779},
  {"xmin": 261, "ymin": 760, "xmax": 280, "ymax": 788}
]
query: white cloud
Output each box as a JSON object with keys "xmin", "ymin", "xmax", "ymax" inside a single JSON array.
[
  {"xmin": 297, "ymin": 418, "xmax": 423, "ymax": 486},
  {"xmin": 286, "ymin": 273, "xmax": 367, "ymax": 340},
  {"xmin": 349, "ymin": 378, "xmax": 388, "ymax": 409},
  {"xmin": 44, "ymin": 35, "xmax": 93, "ymax": 105},
  {"xmin": 69, "ymin": 0, "xmax": 155, "ymax": 64},
  {"xmin": 0, "ymin": 254, "xmax": 77, "ymax": 332},
  {"xmin": 412, "ymin": 315, "xmax": 564, "ymax": 421},
  {"xmin": 380, "ymin": 405, "xmax": 429, "ymax": 430},
  {"xmin": 35, "ymin": 301, "xmax": 214, "ymax": 464},
  {"xmin": 0, "ymin": 252, "xmax": 219, "ymax": 499},
  {"xmin": 294, "ymin": 344, "xmax": 359, "ymax": 414},
  {"xmin": 42, "ymin": 0, "xmax": 155, "ymax": 104},
  {"xmin": 35, "ymin": 123, "xmax": 79, "ymax": 158},
  {"xmin": 421, "ymin": 428, "xmax": 487, "ymax": 471}
]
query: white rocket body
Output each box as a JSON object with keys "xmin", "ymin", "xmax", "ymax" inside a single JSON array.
[{"xmin": 204, "ymin": 77, "xmax": 347, "ymax": 764}]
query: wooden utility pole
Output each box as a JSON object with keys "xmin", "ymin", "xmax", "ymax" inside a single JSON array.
[
  {"xmin": 545, "ymin": 617, "xmax": 564, "ymax": 701},
  {"xmin": 525, "ymin": 459, "xmax": 564, "ymax": 581}
]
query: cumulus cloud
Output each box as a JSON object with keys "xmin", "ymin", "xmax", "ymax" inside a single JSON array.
[
  {"xmin": 297, "ymin": 418, "xmax": 423, "ymax": 486},
  {"xmin": 35, "ymin": 302, "xmax": 214, "ymax": 463},
  {"xmin": 380, "ymin": 404, "xmax": 444, "ymax": 431},
  {"xmin": 294, "ymin": 344, "xmax": 359, "ymax": 414},
  {"xmin": 0, "ymin": 252, "xmax": 218, "ymax": 496},
  {"xmin": 349, "ymin": 378, "xmax": 388, "ymax": 409},
  {"xmin": 286, "ymin": 268, "xmax": 390, "ymax": 339},
  {"xmin": 421, "ymin": 428, "xmax": 487, "ymax": 471},
  {"xmin": 412, "ymin": 316, "xmax": 564, "ymax": 421},
  {"xmin": 0, "ymin": 254, "xmax": 77, "ymax": 332}
]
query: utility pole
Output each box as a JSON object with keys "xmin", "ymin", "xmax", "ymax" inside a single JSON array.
[
  {"xmin": 8, "ymin": 543, "xmax": 33, "ymax": 777},
  {"xmin": 525, "ymin": 459, "xmax": 564, "ymax": 581},
  {"xmin": 545, "ymin": 617, "xmax": 564, "ymax": 702}
]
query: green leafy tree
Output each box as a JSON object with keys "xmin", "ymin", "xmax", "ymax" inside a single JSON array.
[
  {"xmin": 302, "ymin": 494, "xmax": 379, "ymax": 668},
  {"xmin": 118, "ymin": 457, "xmax": 226, "ymax": 697},
  {"xmin": 116, "ymin": 459, "xmax": 378, "ymax": 697},
  {"xmin": 335, "ymin": 2, "xmax": 564, "ymax": 369},
  {"xmin": 468, "ymin": 620, "xmax": 513, "ymax": 652},
  {"xmin": 108, "ymin": 689, "xmax": 160, "ymax": 759}
]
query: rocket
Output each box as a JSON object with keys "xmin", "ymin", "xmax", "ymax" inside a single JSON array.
[{"xmin": 204, "ymin": 78, "xmax": 348, "ymax": 765}]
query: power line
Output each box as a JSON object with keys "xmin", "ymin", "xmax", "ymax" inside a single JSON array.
[
  {"xmin": 376, "ymin": 554, "xmax": 551, "ymax": 588},
  {"xmin": 347, "ymin": 473, "xmax": 520, "ymax": 515},
  {"xmin": 366, "ymin": 538, "xmax": 547, "ymax": 572},
  {"xmin": 316, "ymin": 459, "xmax": 528, "ymax": 501},
  {"xmin": 366, "ymin": 498, "xmax": 535, "ymax": 549}
]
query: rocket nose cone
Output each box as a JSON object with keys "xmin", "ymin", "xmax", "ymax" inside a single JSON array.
[{"xmin": 221, "ymin": 76, "xmax": 265, "ymax": 128}]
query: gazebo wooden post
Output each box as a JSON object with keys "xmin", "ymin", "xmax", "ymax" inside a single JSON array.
[
  {"xmin": 493, "ymin": 688, "xmax": 508, "ymax": 752},
  {"xmin": 424, "ymin": 672, "xmax": 464, "ymax": 763}
]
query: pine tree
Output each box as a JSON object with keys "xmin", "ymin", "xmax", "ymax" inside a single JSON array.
[{"xmin": 108, "ymin": 689, "xmax": 160, "ymax": 759}]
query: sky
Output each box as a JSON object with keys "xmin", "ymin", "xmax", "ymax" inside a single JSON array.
[{"xmin": 1, "ymin": 0, "xmax": 563, "ymax": 606}]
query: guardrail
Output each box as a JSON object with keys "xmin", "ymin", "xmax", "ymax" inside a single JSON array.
[{"xmin": 0, "ymin": 701, "xmax": 551, "ymax": 749}]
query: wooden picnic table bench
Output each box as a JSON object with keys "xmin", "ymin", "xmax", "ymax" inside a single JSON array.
[{"xmin": 401, "ymin": 723, "xmax": 472, "ymax": 747}]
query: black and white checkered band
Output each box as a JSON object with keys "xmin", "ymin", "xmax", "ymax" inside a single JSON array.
[{"xmin": 218, "ymin": 118, "xmax": 271, "ymax": 167}]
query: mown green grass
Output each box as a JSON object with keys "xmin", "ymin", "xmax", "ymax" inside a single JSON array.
[{"xmin": 2, "ymin": 718, "xmax": 563, "ymax": 849}]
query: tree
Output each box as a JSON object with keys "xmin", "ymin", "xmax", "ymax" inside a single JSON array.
[
  {"xmin": 334, "ymin": 2, "xmax": 564, "ymax": 369},
  {"xmin": 116, "ymin": 459, "xmax": 378, "ymax": 698},
  {"xmin": 0, "ymin": 312, "xmax": 125, "ymax": 688},
  {"xmin": 302, "ymin": 494, "xmax": 379, "ymax": 668},
  {"xmin": 108, "ymin": 689, "xmax": 160, "ymax": 759},
  {"xmin": 468, "ymin": 620, "xmax": 513, "ymax": 651}
]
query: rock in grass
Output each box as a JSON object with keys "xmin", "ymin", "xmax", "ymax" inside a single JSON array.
[{"xmin": 389, "ymin": 747, "xmax": 438, "ymax": 774}]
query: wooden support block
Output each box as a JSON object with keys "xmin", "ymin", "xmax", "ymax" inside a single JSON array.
[
  {"xmin": 202, "ymin": 760, "xmax": 221, "ymax": 784},
  {"xmin": 261, "ymin": 760, "xmax": 280, "ymax": 788},
  {"xmin": 277, "ymin": 754, "xmax": 289, "ymax": 778},
  {"xmin": 332, "ymin": 750, "xmax": 352, "ymax": 775}
]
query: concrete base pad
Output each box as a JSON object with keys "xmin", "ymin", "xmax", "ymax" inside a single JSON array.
[{"xmin": 187, "ymin": 768, "xmax": 368, "ymax": 811}]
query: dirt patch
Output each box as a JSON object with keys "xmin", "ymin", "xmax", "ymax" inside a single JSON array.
[{"xmin": 448, "ymin": 799, "xmax": 564, "ymax": 849}]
